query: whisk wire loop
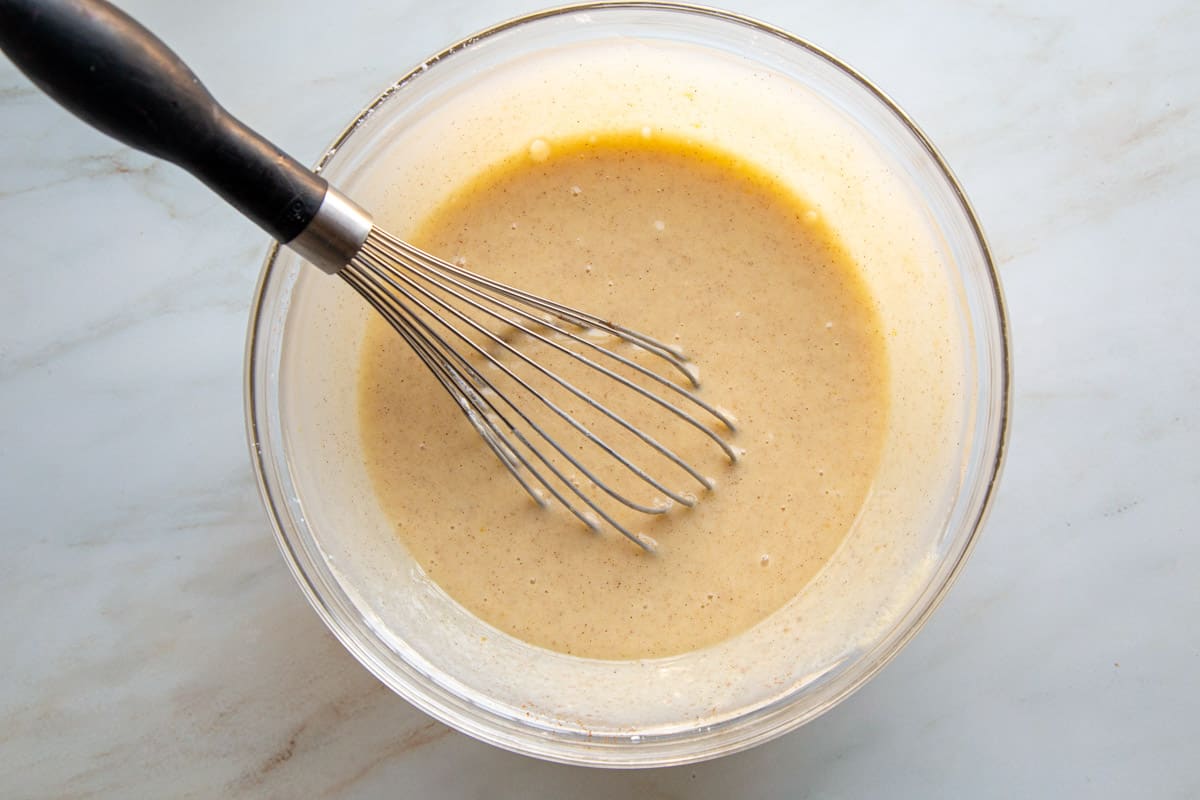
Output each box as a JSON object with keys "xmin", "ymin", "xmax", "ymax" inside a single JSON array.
[
  {"xmin": 354, "ymin": 237, "xmax": 713, "ymax": 502},
  {"xmin": 369, "ymin": 229, "xmax": 739, "ymax": 454},
  {"xmin": 345, "ymin": 262, "xmax": 671, "ymax": 547},
  {"xmin": 341, "ymin": 229, "xmax": 738, "ymax": 550}
]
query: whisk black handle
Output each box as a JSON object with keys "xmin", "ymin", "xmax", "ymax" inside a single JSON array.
[{"xmin": 0, "ymin": 0, "xmax": 327, "ymax": 245}]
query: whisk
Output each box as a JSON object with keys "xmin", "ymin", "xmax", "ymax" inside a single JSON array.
[{"xmin": 0, "ymin": 0, "xmax": 737, "ymax": 549}]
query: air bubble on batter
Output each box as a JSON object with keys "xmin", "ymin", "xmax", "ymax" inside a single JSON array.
[{"xmin": 528, "ymin": 138, "xmax": 551, "ymax": 162}]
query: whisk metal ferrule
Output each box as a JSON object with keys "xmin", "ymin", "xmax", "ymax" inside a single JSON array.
[{"xmin": 287, "ymin": 188, "xmax": 374, "ymax": 275}]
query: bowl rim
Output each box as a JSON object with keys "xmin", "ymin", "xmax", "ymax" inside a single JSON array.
[{"xmin": 243, "ymin": 0, "xmax": 1011, "ymax": 767}]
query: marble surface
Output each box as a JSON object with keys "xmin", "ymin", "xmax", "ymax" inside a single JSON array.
[{"xmin": 1, "ymin": 0, "xmax": 1197, "ymax": 796}]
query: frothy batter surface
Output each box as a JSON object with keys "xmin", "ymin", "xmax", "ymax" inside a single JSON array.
[{"xmin": 357, "ymin": 133, "xmax": 888, "ymax": 659}]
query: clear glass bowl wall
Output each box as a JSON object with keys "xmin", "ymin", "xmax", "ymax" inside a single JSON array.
[{"xmin": 246, "ymin": 3, "xmax": 1008, "ymax": 767}]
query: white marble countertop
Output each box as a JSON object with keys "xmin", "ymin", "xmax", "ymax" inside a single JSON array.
[{"xmin": 2, "ymin": 1, "xmax": 1197, "ymax": 797}]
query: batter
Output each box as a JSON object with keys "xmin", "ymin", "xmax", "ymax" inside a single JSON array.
[{"xmin": 357, "ymin": 132, "xmax": 889, "ymax": 660}]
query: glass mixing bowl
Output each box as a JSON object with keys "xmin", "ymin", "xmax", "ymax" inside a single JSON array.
[{"xmin": 245, "ymin": 2, "xmax": 1009, "ymax": 767}]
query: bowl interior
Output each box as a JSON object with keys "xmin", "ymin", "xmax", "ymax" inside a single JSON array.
[{"xmin": 246, "ymin": 3, "xmax": 1007, "ymax": 767}]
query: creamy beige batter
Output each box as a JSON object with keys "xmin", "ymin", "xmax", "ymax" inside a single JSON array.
[{"xmin": 357, "ymin": 132, "xmax": 889, "ymax": 660}]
